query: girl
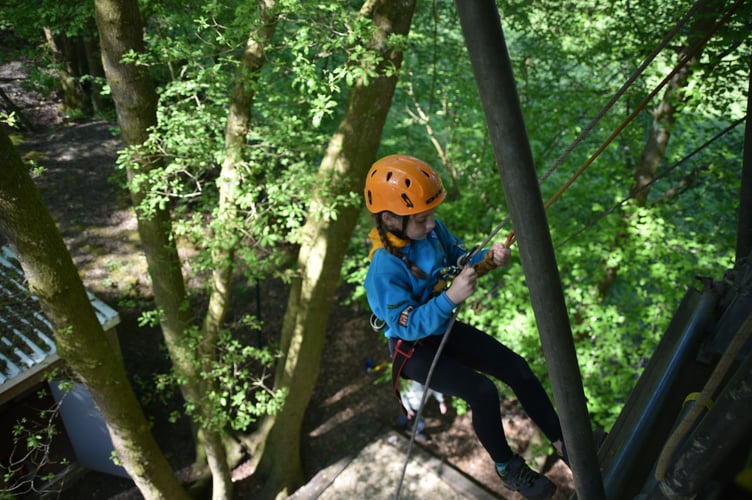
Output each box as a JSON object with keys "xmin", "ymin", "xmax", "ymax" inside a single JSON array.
[{"xmin": 363, "ymin": 154, "xmax": 567, "ymax": 498}]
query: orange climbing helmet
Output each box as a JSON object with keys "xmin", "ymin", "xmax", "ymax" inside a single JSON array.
[{"xmin": 364, "ymin": 154, "xmax": 446, "ymax": 215}]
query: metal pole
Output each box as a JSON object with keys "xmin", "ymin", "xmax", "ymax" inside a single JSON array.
[
  {"xmin": 603, "ymin": 287, "xmax": 719, "ymax": 497},
  {"xmin": 453, "ymin": 2, "xmax": 606, "ymax": 498},
  {"xmin": 736, "ymin": 64, "xmax": 752, "ymax": 262},
  {"xmin": 654, "ymin": 325, "xmax": 752, "ymax": 497}
]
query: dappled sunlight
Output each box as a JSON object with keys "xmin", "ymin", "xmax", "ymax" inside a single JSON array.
[
  {"xmin": 309, "ymin": 377, "xmax": 372, "ymax": 438},
  {"xmin": 21, "ymin": 121, "xmax": 150, "ymax": 300},
  {"xmin": 19, "ymin": 120, "xmax": 205, "ymax": 303},
  {"xmin": 321, "ymin": 377, "xmax": 370, "ymax": 407},
  {"xmin": 308, "ymin": 405, "xmax": 358, "ymax": 438}
]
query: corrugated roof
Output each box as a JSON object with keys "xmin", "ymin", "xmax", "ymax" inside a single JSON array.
[{"xmin": 0, "ymin": 245, "xmax": 120, "ymax": 399}]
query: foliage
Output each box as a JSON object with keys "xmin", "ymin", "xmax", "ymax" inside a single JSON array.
[
  {"xmin": 114, "ymin": 0, "xmax": 388, "ymax": 282},
  {"xmin": 0, "ymin": 390, "xmax": 68, "ymax": 498},
  {"xmin": 0, "ymin": 0, "xmax": 92, "ymax": 39},
  {"xmin": 151, "ymin": 320, "xmax": 285, "ymax": 432},
  {"xmin": 111, "ymin": 0, "xmax": 397, "ymax": 434},
  {"xmin": 0, "ymin": 0, "xmax": 99, "ymax": 102}
]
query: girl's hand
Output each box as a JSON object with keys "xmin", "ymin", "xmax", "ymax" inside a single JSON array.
[
  {"xmin": 490, "ymin": 243, "xmax": 511, "ymax": 267},
  {"xmin": 446, "ymin": 266, "xmax": 477, "ymax": 304}
]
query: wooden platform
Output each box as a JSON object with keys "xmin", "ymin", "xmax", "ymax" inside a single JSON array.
[{"xmin": 289, "ymin": 429, "xmax": 500, "ymax": 499}]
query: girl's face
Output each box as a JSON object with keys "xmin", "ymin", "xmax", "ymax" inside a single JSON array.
[{"xmin": 385, "ymin": 210, "xmax": 436, "ymax": 240}]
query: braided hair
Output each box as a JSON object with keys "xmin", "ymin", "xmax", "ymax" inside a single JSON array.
[{"xmin": 374, "ymin": 213, "xmax": 428, "ymax": 280}]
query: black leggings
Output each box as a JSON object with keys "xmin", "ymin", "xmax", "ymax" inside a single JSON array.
[{"xmin": 389, "ymin": 321, "xmax": 563, "ymax": 463}]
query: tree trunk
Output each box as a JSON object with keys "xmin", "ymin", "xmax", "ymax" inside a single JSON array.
[
  {"xmin": 83, "ymin": 17, "xmax": 108, "ymax": 115},
  {"xmin": 197, "ymin": 2, "xmax": 280, "ymax": 498},
  {"xmin": 630, "ymin": 1, "xmax": 720, "ymax": 206},
  {"xmin": 93, "ymin": 0, "xmax": 228, "ymax": 496},
  {"xmin": 0, "ymin": 126, "xmax": 188, "ymax": 499},
  {"xmin": 43, "ymin": 28, "xmax": 87, "ymax": 114},
  {"xmin": 251, "ymin": 0, "xmax": 416, "ymax": 496}
]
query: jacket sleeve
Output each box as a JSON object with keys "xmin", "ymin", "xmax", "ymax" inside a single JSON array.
[{"xmin": 365, "ymin": 250, "xmax": 456, "ymax": 341}]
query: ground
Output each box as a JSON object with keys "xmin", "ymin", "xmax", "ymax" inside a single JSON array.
[{"xmin": 1, "ymin": 58, "xmax": 574, "ymax": 499}]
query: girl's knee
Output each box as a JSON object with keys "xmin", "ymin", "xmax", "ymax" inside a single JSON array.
[
  {"xmin": 471, "ymin": 377, "xmax": 499, "ymax": 402},
  {"xmin": 502, "ymin": 356, "xmax": 539, "ymax": 387}
]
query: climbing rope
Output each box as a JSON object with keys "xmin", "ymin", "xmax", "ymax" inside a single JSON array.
[
  {"xmin": 394, "ymin": 304, "xmax": 463, "ymax": 499},
  {"xmin": 464, "ymin": 0, "xmax": 712, "ymax": 253}
]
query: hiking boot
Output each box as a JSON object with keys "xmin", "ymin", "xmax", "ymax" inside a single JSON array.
[{"xmin": 496, "ymin": 455, "xmax": 556, "ymax": 499}]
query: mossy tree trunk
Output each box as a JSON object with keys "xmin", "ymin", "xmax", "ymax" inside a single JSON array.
[
  {"xmin": 197, "ymin": 1, "xmax": 280, "ymax": 497},
  {"xmin": 630, "ymin": 0, "xmax": 720, "ymax": 206},
  {"xmin": 0, "ymin": 125, "xmax": 188, "ymax": 499},
  {"xmin": 43, "ymin": 27, "xmax": 89, "ymax": 115},
  {"xmin": 250, "ymin": 0, "xmax": 416, "ymax": 497},
  {"xmin": 93, "ymin": 1, "xmax": 229, "ymax": 497}
]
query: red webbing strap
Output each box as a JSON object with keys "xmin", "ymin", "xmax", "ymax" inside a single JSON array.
[
  {"xmin": 505, "ymin": 230, "xmax": 516, "ymax": 248},
  {"xmin": 391, "ymin": 339, "xmax": 414, "ymax": 414}
]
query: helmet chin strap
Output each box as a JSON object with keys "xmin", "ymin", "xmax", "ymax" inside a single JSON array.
[
  {"xmin": 379, "ymin": 212, "xmax": 411, "ymax": 240},
  {"xmin": 400, "ymin": 214, "xmax": 410, "ymax": 238}
]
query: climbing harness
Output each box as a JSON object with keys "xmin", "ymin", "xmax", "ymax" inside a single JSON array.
[
  {"xmin": 391, "ymin": 339, "xmax": 415, "ymax": 413},
  {"xmin": 371, "ymin": 315, "xmax": 426, "ymax": 414}
]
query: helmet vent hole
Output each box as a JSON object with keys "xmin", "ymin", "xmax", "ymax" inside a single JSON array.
[
  {"xmin": 386, "ymin": 172, "xmax": 393, "ymax": 181},
  {"xmin": 401, "ymin": 194, "xmax": 414, "ymax": 208},
  {"xmin": 404, "ymin": 179, "xmax": 411, "ymax": 188}
]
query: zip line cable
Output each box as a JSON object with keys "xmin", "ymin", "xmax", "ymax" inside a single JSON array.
[
  {"xmin": 468, "ymin": 0, "xmax": 711, "ymax": 255},
  {"xmin": 394, "ymin": 1, "xmax": 743, "ymax": 497},
  {"xmin": 505, "ymin": 0, "xmax": 743, "ymax": 248},
  {"xmin": 481, "ymin": 114, "xmax": 746, "ymax": 316},
  {"xmin": 534, "ymin": 0, "xmax": 711, "ymax": 189},
  {"xmin": 555, "ymin": 115, "xmax": 747, "ymax": 250}
]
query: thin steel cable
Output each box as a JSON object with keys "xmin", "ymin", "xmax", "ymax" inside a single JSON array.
[
  {"xmin": 535, "ymin": 0, "xmax": 711, "ymax": 187},
  {"xmin": 473, "ymin": 0, "xmax": 709, "ymax": 253},
  {"xmin": 506, "ymin": 0, "xmax": 742, "ymax": 247},
  {"xmin": 555, "ymin": 115, "xmax": 747, "ymax": 249}
]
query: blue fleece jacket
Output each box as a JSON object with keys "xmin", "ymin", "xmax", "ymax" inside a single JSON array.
[{"xmin": 364, "ymin": 218, "xmax": 487, "ymax": 341}]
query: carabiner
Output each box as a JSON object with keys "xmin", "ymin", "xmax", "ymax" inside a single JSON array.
[{"xmin": 457, "ymin": 245, "xmax": 479, "ymax": 268}]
